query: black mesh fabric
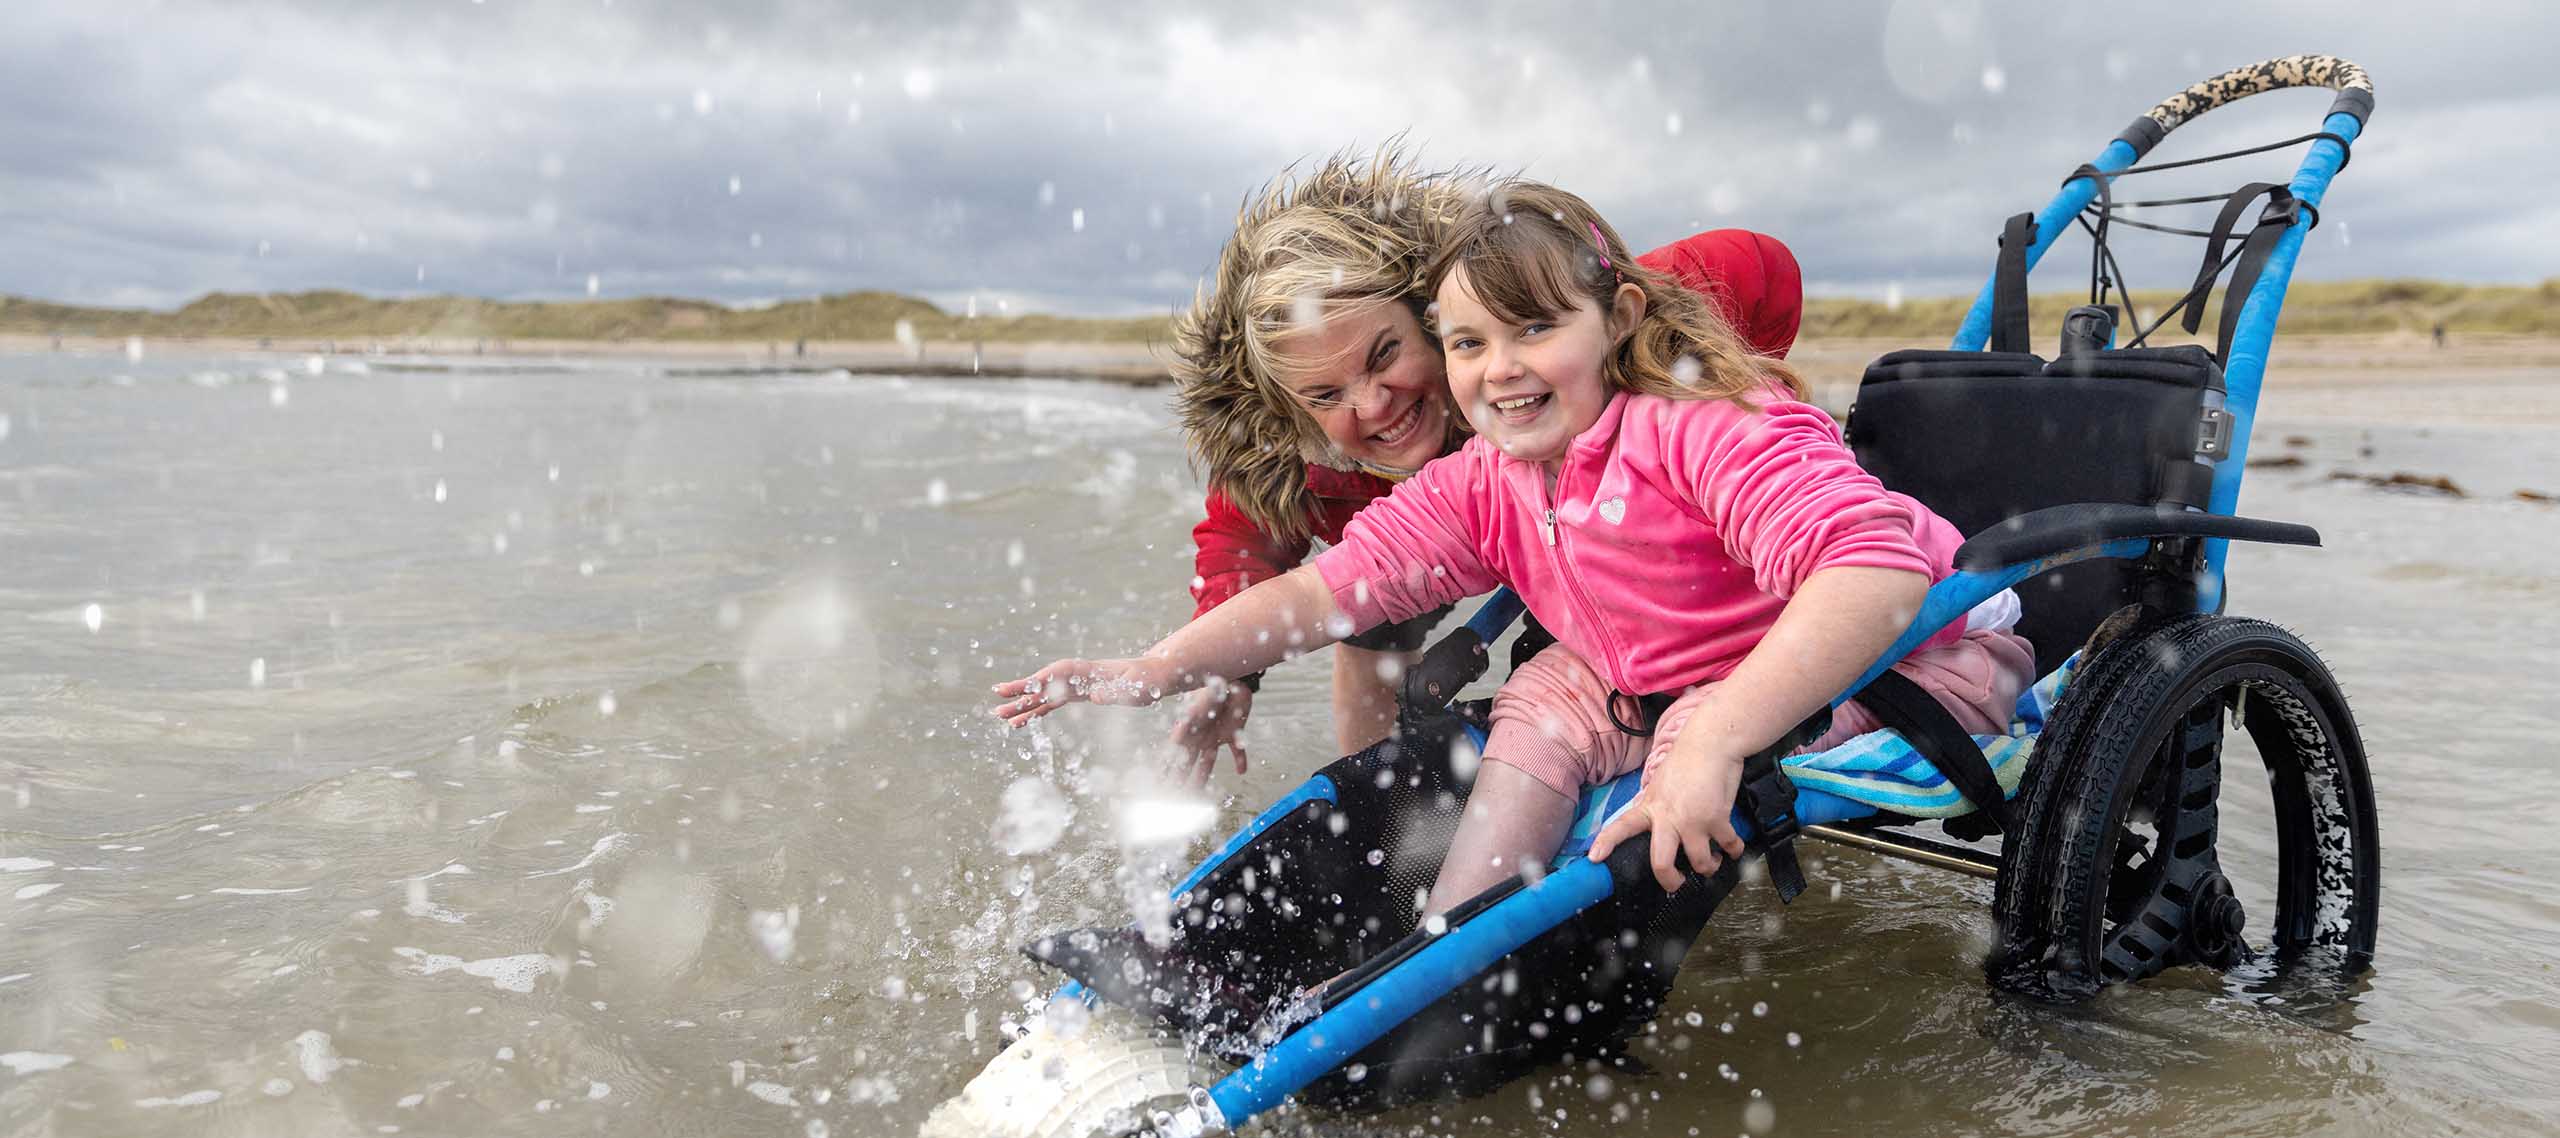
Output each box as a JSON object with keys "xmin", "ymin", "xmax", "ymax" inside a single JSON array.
[
  {"xmin": 1847, "ymin": 346, "xmax": 2226, "ymax": 676},
  {"xmin": 1026, "ymin": 706, "xmax": 1746, "ymax": 1111}
]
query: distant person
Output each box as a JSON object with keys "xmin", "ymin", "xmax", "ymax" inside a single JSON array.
[
  {"xmin": 1157, "ymin": 149, "xmax": 1802, "ymax": 784},
  {"xmin": 997, "ymin": 180, "xmax": 2028, "ymax": 905},
  {"xmin": 2433, "ymin": 321, "xmax": 2447, "ymax": 349}
]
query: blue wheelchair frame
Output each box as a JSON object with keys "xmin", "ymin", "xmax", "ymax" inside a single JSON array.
[{"xmin": 1083, "ymin": 59, "xmax": 2378, "ymax": 1132}]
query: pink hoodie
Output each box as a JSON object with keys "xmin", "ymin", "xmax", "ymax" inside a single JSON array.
[{"xmin": 1312, "ymin": 389, "xmax": 1968, "ymax": 697}]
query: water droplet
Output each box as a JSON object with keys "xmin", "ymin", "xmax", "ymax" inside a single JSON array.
[{"xmin": 1745, "ymin": 1099, "xmax": 1776, "ymax": 1131}]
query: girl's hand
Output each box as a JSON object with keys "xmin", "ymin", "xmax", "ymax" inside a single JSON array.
[
  {"xmin": 1165, "ymin": 680, "xmax": 1253, "ymax": 788},
  {"xmin": 990, "ymin": 657, "xmax": 1174, "ymax": 727},
  {"xmin": 1588, "ymin": 729, "xmax": 1749, "ymax": 894}
]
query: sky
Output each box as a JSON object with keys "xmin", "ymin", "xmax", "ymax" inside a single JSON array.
[{"xmin": 1, "ymin": 0, "xmax": 2551, "ymax": 316}]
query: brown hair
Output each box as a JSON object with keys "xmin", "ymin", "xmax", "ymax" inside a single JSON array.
[
  {"xmin": 1170, "ymin": 145, "xmax": 1478, "ymax": 543},
  {"xmin": 1423, "ymin": 180, "xmax": 1805, "ymax": 406}
]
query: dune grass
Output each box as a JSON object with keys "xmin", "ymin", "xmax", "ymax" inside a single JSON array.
[{"xmin": 6, "ymin": 279, "xmax": 2556, "ymax": 345}]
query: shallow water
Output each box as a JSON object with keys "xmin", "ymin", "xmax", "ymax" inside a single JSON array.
[{"xmin": 1, "ymin": 348, "xmax": 2555, "ymax": 1137}]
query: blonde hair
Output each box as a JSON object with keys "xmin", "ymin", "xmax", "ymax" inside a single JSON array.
[
  {"xmin": 1171, "ymin": 145, "xmax": 1478, "ymax": 542},
  {"xmin": 1424, "ymin": 180, "xmax": 1806, "ymax": 407}
]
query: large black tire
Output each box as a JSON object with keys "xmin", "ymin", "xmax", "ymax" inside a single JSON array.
[{"xmin": 1988, "ymin": 614, "xmax": 2379, "ymax": 1002}]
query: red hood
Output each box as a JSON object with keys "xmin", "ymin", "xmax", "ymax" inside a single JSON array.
[{"xmin": 1636, "ymin": 229, "xmax": 1803, "ymax": 359}]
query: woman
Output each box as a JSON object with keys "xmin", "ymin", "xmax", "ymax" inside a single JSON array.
[{"xmin": 1162, "ymin": 149, "xmax": 1803, "ymax": 783}]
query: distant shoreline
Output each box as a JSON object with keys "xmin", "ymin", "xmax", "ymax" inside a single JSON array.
[
  {"xmin": 0, "ymin": 332, "xmax": 1179, "ymax": 386},
  {"xmin": 12, "ymin": 331, "xmax": 2560, "ymax": 424}
]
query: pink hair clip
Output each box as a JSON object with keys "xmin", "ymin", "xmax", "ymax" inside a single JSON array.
[{"xmin": 1587, "ymin": 222, "xmax": 1612, "ymax": 270}]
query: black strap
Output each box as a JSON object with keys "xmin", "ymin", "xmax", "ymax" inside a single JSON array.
[
  {"xmin": 1609, "ymin": 695, "xmax": 1821, "ymax": 902},
  {"xmin": 2090, "ymin": 130, "xmax": 2352, "ymax": 182},
  {"xmin": 2072, "ymin": 166, "xmax": 2116, "ymax": 313},
  {"xmin": 1740, "ymin": 747, "xmax": 1808, "ymax": 902},
  {"xmin": 1992, "ymin": 213, "xmax": 2037, "ymax": 354},
  {"xmin": 2215, "ymin": 195, "xmax": 2302, "ymax": 365},
  {"xmin": 2179, "ymin": 182, "xmax": 2289, "ymax": 338},
  {"xmin": 1737, "ymin": 708, "xmax": 1831, "ymax": 903},
  {"xmin": 1853, "ymin": 669, "xmax": 2016, "ymax": 832}
]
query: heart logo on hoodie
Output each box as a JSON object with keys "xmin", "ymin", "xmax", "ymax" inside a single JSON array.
[{"xmin": 1597, "ymin": 496, "xmax": 1626, "ymax": 525}]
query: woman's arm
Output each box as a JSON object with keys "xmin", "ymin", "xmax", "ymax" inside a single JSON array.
[
  {"xmin": 1189, "ymin": 487, "xmax": 1312, "ymax": 617},
  {"xmin": 992, "ymin": 565, "xmax": 1345, "ymax": 727},
  {"xmin": 1588, "ymin": 564, "xmax": 1926, "ymax": 891}
]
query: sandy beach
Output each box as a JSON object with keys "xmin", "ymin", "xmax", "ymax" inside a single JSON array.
[{"xmin": 13, "ymin": 329, "xmax": 2560, "ymax": 427}]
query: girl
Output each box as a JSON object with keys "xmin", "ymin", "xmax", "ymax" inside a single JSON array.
[{"xmin": 997, "ymin": 180, "xmax": 2031, "ymax": 906}]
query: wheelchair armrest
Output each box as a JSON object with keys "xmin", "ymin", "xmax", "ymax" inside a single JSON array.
[
  {"xmin": 1954, "ymin": 502, "xmax": 2319, "ymax": 572},
  {"xmin": 1401, "ymin": 589, "xmax": 1527, "ymax": 710}
]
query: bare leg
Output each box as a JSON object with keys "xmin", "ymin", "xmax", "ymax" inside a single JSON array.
[
  {"xmin": 1329, "ymin": 644, "xmax": 1413, "ymax": 755},
  {"xmin": 1423, "ymin": 761, "xmax": 1579, "ymax": 917}
]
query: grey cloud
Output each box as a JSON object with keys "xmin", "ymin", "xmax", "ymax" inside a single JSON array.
[{"xmin": 0, "ymin": 1, "xmax": 2546, "ymax": 315}]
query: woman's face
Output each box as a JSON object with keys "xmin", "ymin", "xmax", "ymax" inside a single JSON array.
[{"xmin": 1273, "ymin": 300, "xmax": 1452, "ymax": 473}]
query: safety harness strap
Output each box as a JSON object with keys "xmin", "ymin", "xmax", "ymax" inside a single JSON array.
[
  {"xmin": 2214, "ymin": 193, "xmax": 2302, "ymax": 365},
  {"xmin": 1852, "ymin": 668, "xmax": 2017, "ymax": 832},
  {"xmin": 1740, "ymin": 745, "xmax": 1809, "ymax": 902},
  {"xmin": 2179, "ymin": 182, "xmax": 2287, "ymax": 335}
]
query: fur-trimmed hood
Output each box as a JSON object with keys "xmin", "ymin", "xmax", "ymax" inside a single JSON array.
[{"xmin": 1169, "ymin": 150, "xmax": 1473, "ymax": 544}]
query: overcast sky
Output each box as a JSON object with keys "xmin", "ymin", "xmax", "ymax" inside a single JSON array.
[{"xmin": 2, "ymin": 1, "xmax": 2550, "ymax": 315}]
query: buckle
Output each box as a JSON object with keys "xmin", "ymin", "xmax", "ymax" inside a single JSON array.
[
  {"xmin": 1741, "ymin": 755, "xmax": 1802, "ymax": 845},
  {"xmin": 2197, "ymin": 406, "xmax": 2231, "ymax": 458}
]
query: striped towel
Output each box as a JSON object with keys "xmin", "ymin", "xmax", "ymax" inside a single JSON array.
[{"xmin": 1557, "ymin": 656, "xmax": 2078, "ymax": 859}]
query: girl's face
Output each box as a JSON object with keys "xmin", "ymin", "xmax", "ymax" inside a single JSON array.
[
  {"xmin": 1435, "ymin": 264, "xmax": 1645, "ymax": 468},
  {"xmin": 1274, "ymin": 300, "xmax": 1453, "ymax": 473}
]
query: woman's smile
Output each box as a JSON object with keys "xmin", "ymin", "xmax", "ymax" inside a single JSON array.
[{"xmin": 1368, "ymin": 399, "xmax": 1427, "ymax": 447}]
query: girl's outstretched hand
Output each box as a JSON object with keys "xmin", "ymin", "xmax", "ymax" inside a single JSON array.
[
  {"xmin": 990, "ymin": 657, "xmax": 1173, "ymax": 727},
  {"xmin": 1587, "ymin": 733, "xmax": 1749, "ymax": 894}
]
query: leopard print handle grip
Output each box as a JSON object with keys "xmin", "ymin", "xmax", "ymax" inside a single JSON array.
[
  {"xmin": 2146, "ymin": 55, "xmax": 2371, "ymax": 133},
  {"xmin": 2120, "ymin": 55, "xmax": 2373, "ymax": 157}
]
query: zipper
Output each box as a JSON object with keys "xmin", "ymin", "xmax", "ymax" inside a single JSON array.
[{"xmin": 1533, "ymin": 465, "xmax": 1629, "ymax": 676}]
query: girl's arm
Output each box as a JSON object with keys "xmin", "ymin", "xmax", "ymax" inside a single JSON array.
[
  {"xmin": 991, "ymin": 565, "xmax": 1345, "ymax": 728},
  {"xmin": 1588, "ymin": 564, "xmax": 1926, "ymax": 892}
]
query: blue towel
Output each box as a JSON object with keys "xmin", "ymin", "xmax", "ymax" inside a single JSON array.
[{"xmin": 1556, "ymin": 656, "xmax": 2077, "ymax": 860}]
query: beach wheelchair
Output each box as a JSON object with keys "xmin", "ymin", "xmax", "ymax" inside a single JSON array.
[{"xmin": 1016, "ymin": 55, "xmax": 2383, "ymax": 1135}]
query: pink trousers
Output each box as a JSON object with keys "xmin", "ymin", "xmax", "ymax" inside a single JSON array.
[{"xmin": 1482, "ymin": 628, "xmax": 2039, "ymax": 800}]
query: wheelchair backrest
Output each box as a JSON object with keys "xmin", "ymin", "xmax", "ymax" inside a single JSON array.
[{"xmin": 1846, "ymin": 345, "xmax": 2227, "ymax": 677}]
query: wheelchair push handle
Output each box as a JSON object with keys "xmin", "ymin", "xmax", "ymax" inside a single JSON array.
[{"xmin": 2119, "ymin": 54, "xmax": 2374, "ymax": 159}]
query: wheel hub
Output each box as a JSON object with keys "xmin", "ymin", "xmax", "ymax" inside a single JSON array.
[{"xmin": 2184, "ymin": 871, "xmax": 2248, "ymax": 968}]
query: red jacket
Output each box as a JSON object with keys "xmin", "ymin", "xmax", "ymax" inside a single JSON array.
[{"xmin": 1189, "ymin": 228, "xmax": 1805, "ymax": 618}]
